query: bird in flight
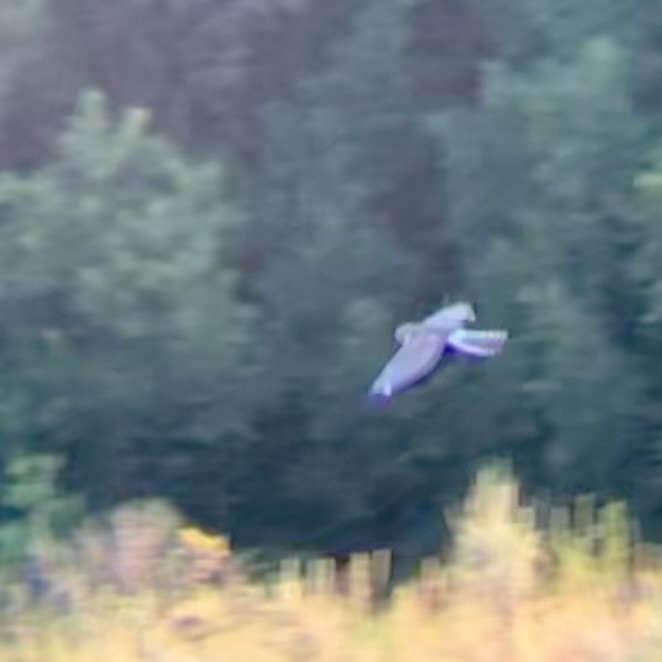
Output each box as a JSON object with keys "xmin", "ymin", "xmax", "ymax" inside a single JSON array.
[{"xmin": 368, "ymin": 302, "xmax": 508, "ymax": 401}]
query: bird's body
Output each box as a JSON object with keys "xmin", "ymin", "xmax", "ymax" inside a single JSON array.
[{"xmin": 368, "ymin": 302, "xmax": 507, "ymax": 401}]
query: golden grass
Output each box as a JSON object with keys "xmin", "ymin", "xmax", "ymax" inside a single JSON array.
[{"xmin": 3, "ymin": 466, "xmax": 662, "ymax": 662}]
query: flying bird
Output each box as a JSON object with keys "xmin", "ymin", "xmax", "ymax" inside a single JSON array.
[{"xmin": 368, "ymin": 302, "xmax": 508, "ymax": 401}]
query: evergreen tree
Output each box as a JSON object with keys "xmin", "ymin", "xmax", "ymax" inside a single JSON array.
[{"xmin": 0, "ymin": 91, "xmax": 261, "ymax": 508}]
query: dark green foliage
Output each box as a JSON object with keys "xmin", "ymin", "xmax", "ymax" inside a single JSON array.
[
  {"xmin": 0, "ymin": 0, "xmax": 660, "ymax": 562},
  {"xmin": 0, "ymin": 454, "xmax": 83, "ymax": 563},
  {"xmin": 0, "ymin": 90, "xmax": 262, "ymax": 510},
  {"xmin": 431, "ymin": 31, "xmax": 654, "ymax": 505}
]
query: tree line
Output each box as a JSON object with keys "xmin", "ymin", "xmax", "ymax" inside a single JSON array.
[{"xmin": 0, "ymin": 0, "xmax": 661, "ymax": 563}]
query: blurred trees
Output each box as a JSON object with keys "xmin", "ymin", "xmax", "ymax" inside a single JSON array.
[
  {"xmin": 0, "ymin": 0, "xmax": 661, "ymax": 559},
  {"xmin": 0, "ymin": 91, "xmax": 261, "ymax": 510},
  {"xmin": 432, "ymin": 36, "xmax": 647, "ymax": 502}
]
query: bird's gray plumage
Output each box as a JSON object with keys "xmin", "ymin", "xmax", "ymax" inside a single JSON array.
[{"xmin": 368, "ymin": 302, "xmax": 507, "ymax": 400}]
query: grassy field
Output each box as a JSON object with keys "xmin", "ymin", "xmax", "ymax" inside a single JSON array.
[{"xmin": 2, "ymin": 466, "xmax": 662, "ymax": 662}]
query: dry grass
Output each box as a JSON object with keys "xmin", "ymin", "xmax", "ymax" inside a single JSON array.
[{"xmin": 2, "ymin": 466, "xmax": 662, "ymax": 662}]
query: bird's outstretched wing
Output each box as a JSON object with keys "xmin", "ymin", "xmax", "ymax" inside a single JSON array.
[
  {"xmin": 422, "ymin": 302, "xmax": 476, "ymax": 331},
  {"xmin": 368, "ymin": 331, "xmax": 446, "ymax": 399},
  {"xmin": 446, "ymin": 329, "xmax": 508, "ymax": 357}
]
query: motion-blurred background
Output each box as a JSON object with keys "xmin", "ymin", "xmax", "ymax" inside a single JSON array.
[{"xmin": 0, "ymin": 0, "xmax": 661, "ymax": 574}]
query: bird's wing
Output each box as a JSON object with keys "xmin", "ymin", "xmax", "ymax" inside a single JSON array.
[
  {"xmin": 446, "ymin": 329, "xmax": 508, "ymax": 357},
  {"xmin": 369, "ymin": 331, "xmax": 446, "ymax": 398},
  {"xmin": 422, "ymin": 302, "xmax": 475, "ymax": 331}
]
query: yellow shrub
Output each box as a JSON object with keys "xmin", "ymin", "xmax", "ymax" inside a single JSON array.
[{"xmin": 2, "ymin": 465, "xmax": 662, "ymax": 662}]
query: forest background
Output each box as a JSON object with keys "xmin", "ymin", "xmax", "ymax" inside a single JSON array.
[{"xmin": 0, "ymin": 0, "xmax": 661, "ymax": 567}]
